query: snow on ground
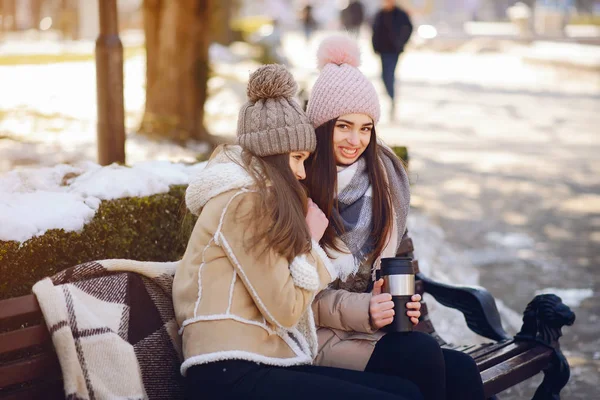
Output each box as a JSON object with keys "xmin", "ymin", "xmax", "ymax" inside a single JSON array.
[
  {"xmin": 535, "ymin": 287, "xmax": 594, "ymax": 308},
  {"xmin": 0, "ymin": 160, "xmax": 207, "ymax": 243},
  {"xmin": 408, "ymin": 212, "xmax": 524, "ymax": 344}
]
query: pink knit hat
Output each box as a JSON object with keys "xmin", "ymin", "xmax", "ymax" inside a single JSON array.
[{"xmin": 307, "ymin": 35, "xmax": 380, "ymax": 129}]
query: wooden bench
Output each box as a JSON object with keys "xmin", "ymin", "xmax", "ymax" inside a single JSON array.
[
  {"xmin": 1, "ymin": 240, "xmax": 575, "ymax": 400},
  {"xmin": 396, "ymin": 234, "xmax": 576, "ymax": 399},
  {"xmin": 0, "ymin": 294, "xmax": 64, "ymax": 399}
]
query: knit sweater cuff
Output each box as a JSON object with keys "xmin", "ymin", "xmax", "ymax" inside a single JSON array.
[{"xmin": 289, "ymin": 255, "xmax": 320, "ymax": 291}]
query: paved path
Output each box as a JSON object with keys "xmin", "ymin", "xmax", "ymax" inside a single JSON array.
[{"xmin": 383, "ymin": 87, "xmax": 599, "ymax": 399}]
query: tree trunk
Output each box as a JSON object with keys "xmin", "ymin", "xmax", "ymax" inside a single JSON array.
[
  {"xmin": 211, "ymin": 0, "xmax": 236, "ymax": 45},
  {"xmin": 140, "ymin": 0, "xmax": 212, "ymax": 143},
  {"xmin": 31, "ymin": 0, "xmax": 42, "ymax": 30},
  {"xmin": 1, "ymin": 0, "xmax": 17, "ymax": 32},
  {"xmin": 59, "ymin": 0, "xmax": 79, "ymax": 40}
]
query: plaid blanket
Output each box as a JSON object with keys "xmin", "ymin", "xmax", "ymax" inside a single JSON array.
[{"xmin": 32, "ymin": 259, "xmax": 184, "ymax": 400}]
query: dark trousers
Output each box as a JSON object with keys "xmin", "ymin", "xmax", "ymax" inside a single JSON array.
[
  {"xmin": 366, "ymin": 331, "xmax": 485, "ymax": 400},
  {"xmin": 186, "ymin": 359, "xmax": 423, "ymax": 400},
  {"xmin": 380, "ymin": 52, "xmax": 401, "ymax": 101}
]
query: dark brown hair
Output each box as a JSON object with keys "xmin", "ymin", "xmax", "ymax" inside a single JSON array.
[
  {"xmin": 304, "ymin": 120, "xmax": 393, "ymax": 265},
  {"xmin": 226, "ymin": 146, "xmax": 311, "ymax": 262}
]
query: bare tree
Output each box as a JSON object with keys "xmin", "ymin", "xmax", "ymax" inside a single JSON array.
[
  {"xmin": 211, "ymin": 0, "xmax": 237, "ymax": 45},
  {"xmin": 139, "ymin": 0, "xmax": 212, "ymax": 143},
  {"xmin": 1, "ymin": 0, "xmax": 17, "ymax": 33}
]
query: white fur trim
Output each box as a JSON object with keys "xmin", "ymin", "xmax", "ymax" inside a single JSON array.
[
  {"xmin": 193, "ymin": 237, "xmax": 215, "ymax": 318},
  {"xmin": 310, "ymin": 239, "xmax": 338, "ymax": 282},
  {"xmin": 289, "ymin": 255, "xmax": 320, "ymax": 291},
  {"xmin": 305, "ymin": 307, "xmax": 319, "ymax": 356},
  {"xmin": 226, "ymin": 269, "xmax": 237, "ymax": 314},
  {"xmin": 186, "ymin": 161, "xmax": 255, "ymax": 216},
  {"xmin": 179, "ymin": 313, "xmax": 274, "ymax": 336},
  {"xmin": 180, "ymin": 350, "xmax": 312, "ymax": 376},
  {"xmin": 214, "ymin": 189, "xmax": 250, "ymax": 246},
  {"xmin": 193, "ymin": 261, "xmax": 205, "ymax": 319},
  {"xmin": 289, "ymin": 305, "xmax": 319, "ymax": 358}
]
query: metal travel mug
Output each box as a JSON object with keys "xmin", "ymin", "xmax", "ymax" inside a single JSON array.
[{"xmin": 380, "ymin": 257, "xmax": 415, "ymax": 333}]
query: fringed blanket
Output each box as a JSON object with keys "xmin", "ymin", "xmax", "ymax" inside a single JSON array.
[{"xmin": 32, "ymin": 259, "xmax": 184, "ymax": 400}]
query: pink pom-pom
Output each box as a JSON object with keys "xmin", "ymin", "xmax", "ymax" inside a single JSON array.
[{"xmin": 317, "ymin": 35, "xmax": 361, "ymax": 69}]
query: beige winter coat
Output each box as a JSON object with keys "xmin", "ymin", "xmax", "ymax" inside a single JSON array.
[
  {"xmin": 312, "ymin": 196, "xmax": 403, "ymax": 371},
  {"xmin": 173, "ymin": 146, "xmax": 337, "ymax": 376}
]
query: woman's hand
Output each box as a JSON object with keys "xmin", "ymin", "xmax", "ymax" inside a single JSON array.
[
  {"xmin": 305, "ymin": 198, "xmax": 329, "ymax": 241},
  {"xmin": 369, "ymin": 279, "xmax": 395, "ymax": 330},
  {"xmin": 406, "ymin": 294, "xmax": 421, "ymax": 326},
  {"xmin": 370, "ymin": 280, "xmax": 421, "ymax": 329}
]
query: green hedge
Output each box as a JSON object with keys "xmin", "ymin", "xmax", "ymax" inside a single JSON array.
[
  {"xmin": 393, "ymin": 146, "xmax": 409, "ymax": 168},
  {"xmin": 0, "ymin": 185, "xmax": 196, "ymax": 300},
  {"xmin": 0, "ymin": 147, "xmax": 408, "ymax": 300}
]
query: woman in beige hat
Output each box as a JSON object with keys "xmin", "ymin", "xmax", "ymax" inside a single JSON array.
[
  {"xmin": 173, "ymin": 64, "xmax": 423, "ymax": 399},
  {"xmin": 304, "ymin": 35, "xmax": 485, "ymax": 400}
]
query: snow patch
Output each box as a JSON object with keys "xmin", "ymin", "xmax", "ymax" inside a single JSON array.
[
  {"xmin": 409, "ymin": 212, "xmax": 526, "ymax": 341},
  {"xmin": 486, "ymin": 232, "xmax": 535, "ymax": 248},
  {"xmin": 535, "ymin": 288, "xmax": 594, "ymax": 308},
  {"xmin": 0, "ymin": 160, "xmax": 207, "ymax": 243},
  {"xmin": 69, "ymin": 164, "xmax": 171, "ymax": 200},
  {"xmin": 0, "ymin": 191, "xmax": 96, "ymax": 243}
]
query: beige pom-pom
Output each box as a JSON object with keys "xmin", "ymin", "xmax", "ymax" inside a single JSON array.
[{"xmin": 247, "ymin": 64, "xmax": 298, "ymax": 102}]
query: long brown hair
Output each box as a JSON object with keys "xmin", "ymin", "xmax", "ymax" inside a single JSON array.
[
  {"xmin": 226, "ymin": 146, "xmax": 311, "ymax": 262},
  {"xmin": 304, "ymin": 119, "xmax": 393, "ymax": 265}
]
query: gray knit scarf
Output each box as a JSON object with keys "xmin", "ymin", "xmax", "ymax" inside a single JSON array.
[{"xmin": 334, "ymin": 144, "xmax": 410, "ymax": 271}]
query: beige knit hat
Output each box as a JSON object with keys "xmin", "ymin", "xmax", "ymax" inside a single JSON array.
[{"xmin": 237, "ymin": 64, "xmax": 316, "ymax": 157}]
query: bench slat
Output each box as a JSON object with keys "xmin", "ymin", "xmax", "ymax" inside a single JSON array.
[
  {"xmin": 463, "ymin": 342, "xmax": 495, "ymax": 355},
  {"xmin": 0, "ymin": 379, "xmax": 64, "ymax": 400},
  {"xmin": 469, "ymin": 339, "xmax": 515, "ymax": 361},
  {"xmin": 0, "ymin": 295, "xmax": 42, "ymax": 330},
  {"xmin": 442, "ymin": 344, "xmax": 477, "ymax": 353},
  {"xmin": 0, "ymin": 352, "xmax": 61, "ymax": 388},
  {"xmin": 476, "ymin": 341, "xmax": 535, "ymax": 371},
  {"xmin": 0, "ymin": 324, "xmax": 50, "ymax": 354},
  {"xmin": 481, "ymin": 345, "xmax": 553, "ymax": 398}
]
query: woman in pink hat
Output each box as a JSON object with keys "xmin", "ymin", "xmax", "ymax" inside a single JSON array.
[{"xmin": 304, "ymin": 35, "xmax": 485, "ymax": 400}]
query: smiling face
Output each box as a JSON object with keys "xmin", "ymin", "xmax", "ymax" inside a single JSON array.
[
  {"xmin": 332, "ymin": 113, "xmax": 373, "ymax": 165},
  {"xmin": 288, "ymin": 150, "xmax": 311, "ymax": 180}
]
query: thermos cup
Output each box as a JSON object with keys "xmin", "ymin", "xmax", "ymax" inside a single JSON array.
[{"xmin": 380, "ymin": 257, "xmax": 415, "ymax": 333}]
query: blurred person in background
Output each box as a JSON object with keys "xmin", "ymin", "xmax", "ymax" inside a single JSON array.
[
  {"xmin": 301, "ymin": 4, "xmax": 317, "ymax": 43},
  {"xmin": 371, "ymin": 0, "xmax": 413, "ymax": 120},
  {"xmin": 341, "ymin": 0, "xmax": 365, "ymax": 36}
]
